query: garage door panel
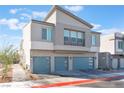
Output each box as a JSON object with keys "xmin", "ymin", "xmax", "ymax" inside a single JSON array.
[
  {"xmin": 55, "ymin": 57, "xmax": 68, "ymax": 71},
  {"xmin": 73, "ymin": 57, "xmax": 94, "ymax": 71},
  {"xmin": 120, "ymin": 58, "xmax": 124, "ymax": 68},
  {"xmin": 33, "ymin": 56, "xmax": 50, "ymax": 74},
  {"xmin": 112, "ymin": 59, "xmax": 118, "ymax": 69}
]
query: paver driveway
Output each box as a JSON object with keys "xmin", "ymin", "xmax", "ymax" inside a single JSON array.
[{"xmin": 12, "ymin": 64, "xmax": 28, "ymax": 82}]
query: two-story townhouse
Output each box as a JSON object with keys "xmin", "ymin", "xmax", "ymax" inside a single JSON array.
[
  {"xmin": 100, "ymin": 32, "xmax": 124, "ymax": 69},
  {"xmin": 22, "ymin": 5, "xmax": 100, "ymax": 74}
]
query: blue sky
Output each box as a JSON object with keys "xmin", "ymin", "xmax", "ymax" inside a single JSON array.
[{"xmin": 0, "ymin": 5, "xmax": 124, "ymax": 48}]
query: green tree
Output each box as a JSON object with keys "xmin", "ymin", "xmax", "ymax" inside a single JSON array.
[{"xmin": 0, "ymin": 44, "xmax": 17, "ymax": 79}]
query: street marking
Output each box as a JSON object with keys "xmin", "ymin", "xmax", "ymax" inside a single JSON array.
[{"xmin": 32, "ymin": 75, "xmax": 124, "ymax": 88}]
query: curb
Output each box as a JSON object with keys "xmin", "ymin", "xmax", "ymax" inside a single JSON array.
[{"xmin": 32, "ymin": 79, "xmax": 101, "ymax": 88}]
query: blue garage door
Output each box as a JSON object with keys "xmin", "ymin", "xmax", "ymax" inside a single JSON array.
[
  {"xmin": 73, "ymin": 57, "xmax": 94, "ymax": 71},
  {"xmin": 55, "ymin": 57, "xmax": 68, "ymax": 72},
  {"xmin": 32, "ymin": 56, "xmax": 50, "ymax": 74}
]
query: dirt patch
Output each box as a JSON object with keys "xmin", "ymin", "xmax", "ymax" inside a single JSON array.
[
  {"xmin": 19, "ymin": 64, "xmax": 40, "ymax": 80},
  {"xmin": 28, "ymin": 74, "xmax": 40, "ymax": 80},
  {"xmin": 0, "ymin": 67, "xmax": 12, "ymax": 83}
]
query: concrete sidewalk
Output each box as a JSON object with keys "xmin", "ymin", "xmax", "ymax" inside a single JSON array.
[
  {"xmin": 0, "ymin": 77, "xmax": 87, "ymax": 88},
  {"xmin": 12, "ymin": 64, "xmax": 28, "ymax": 82}
]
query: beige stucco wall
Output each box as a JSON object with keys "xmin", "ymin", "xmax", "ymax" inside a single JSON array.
[
  {"xmin": 22, "ymin": 22, "xmax": 31, "ymax": 68},
  {"xmin": 100, "ymin": 34, "xmax": 115, "ymax": 54},
  {"xmin": 56, "ymin": 10, "xmax": 90, "ymax": 30},
  {"xmin": 46, "ymin": 11, "xmax": 56, "ymax": 25},
  {"xmin": 100, "ymin": 33, "xmax": 124, "ymax": 55},
  {"xmin": 45, "ymin": 9, "xmax": 100, "ymax": 52},
  {"xmin": 91, "ymin": 32, "xmax": 100, "ymax": 47},
  {"xmin": 31, "ymin": 50, "xmax": 96, "ymax": 57},
  {"xmin": 31, "ymin": 41, "xmax": 54, "ymax": 50},
  {"xmin": 31, "ymin": 22, "xmax": 54, "ymax": 41},
  {"xmin": 115, "ymin": 33, "xmax": 124, "ymax": 54}
]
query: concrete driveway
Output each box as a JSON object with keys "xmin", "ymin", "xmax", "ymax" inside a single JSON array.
[
  {"xmin": 0, "ymin": 77, "xmax": 87, "ymax": 88},
  {"xmin": 12, "ymin": 64, "xmax": 28, "ymax": 82}
]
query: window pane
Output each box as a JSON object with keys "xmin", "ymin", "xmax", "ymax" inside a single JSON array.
[
  {"xmin": 71, "ymin": 31, "xmax": 77, "ymax": 38},
  {"xmin": 42, "ymin": 28, "xmax": 52, "ymax": 41},
  {"xmin": 47, "ymin": 30, "xmax": 52, "ymax": 41},
  {"xmin": 118, "ymin": 41, "xmax": 123, "ymax": 49},
  {"xmin": 77, "ymin": 32, "xmax": 84, "ymax": 46},
  {"xmin": 64, "ymin": 30, "xmax": 70, "ymax": 37},
  {"xmin": 92, "ymin": 35, "xmax": 96, "ymax": 46},
  {"xmin": 77, "ymin": 32, "xmax": 82, "ymax": 39},
  {"xmin": 64, "ymin": 30, "xmax": 70, "ymax": 45},
  {"xmin": 77, "ymin": 39, "xmax": 83, "ymax": 46},
  {"xmin": 42, "ymin": 28, "xmax": 47, "ymax": 40},
  {"xmin": 118, "ymin": 42, "xmax": 120, "ymax": 49},
  {"xmin": 70, "ymin": 31, "xmax": 77, "ymax": 45},
  {"xmin": 64, "ymin": 29, "xmax": 85, "ymax": 46}
]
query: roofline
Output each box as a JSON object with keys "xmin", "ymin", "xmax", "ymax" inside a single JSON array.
[
  {"xmin": 44, "ymin": 5, "xmax": 93, "ymax": 28},
  {"xmin": 22, "ymin": 21, "xmax": 31, "ymax": 29},
  {"xmin": 91, "ymin": 31, "xmax": 101, "ymax": 34},
  {"xmin": 32, "ymin": 19, "xmax": 55, "ymax": 26}
]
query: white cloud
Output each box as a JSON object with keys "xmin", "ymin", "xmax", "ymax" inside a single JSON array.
[
  {"xmin": 91, "ymin": 23, "xmax": 124, "ymax": 35},
  {"xmin": 32, "ymin": 11, "xmax": 47, "ymax": 19},
  {"xmin": 20, "ymin": 13, "xmax": 32, "ymax": 19},
  {"xmin": 20, "ymin": 11, "xmax": 47, "ymax": 20},
  {"xmin": 10, "ymin": 9, "xmax": 17, "ymax": 14},
  {"xmin": 1, "ymin": 10, "xmax": 47, "ymax": 30},
  {"xmin": 0, "ymin": 18, "xmax": 26, "ymax": 30},
  {"xmin": 64, "ymin": 5, "xmax": 83, "ymax": 12},
  {"xmin": 99, "ymin": 28, "xmax": 124, "ymax": 35},
  {"xmin": 0, "ymin": 18, "xmax": 19, "ymax": 30},
  {"xmin": 3, "ymin": 8, "xmax": 48, "ymax": 31},
  {"xmin": 91, "ymin": 23, "xmax": 102, "ymax": 30},
  {"xmin": 9, "ymin": 8, "xmax": 27, "ymax": 14},
  {"xmin": 0, "ymin": 34, "xmax": 21, "ymax": 40}
]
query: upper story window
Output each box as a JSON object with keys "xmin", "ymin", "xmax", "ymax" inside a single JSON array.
[
  {"xmin": 64, "ymin": 30, "xmax": 70, "ymax": 37},
  {"xmin": 71, "ymin": 31, "xmax": 77, "ymax": 45},
  {"xmin": 118, "ymin": 41, "xmax": 123, "ymax": 50},
  {"xmin": 77, "ymin": 32, "xmax": 85, "ymax": 46},
  {"xmin": 42, "ymin": 27, "xmax": 52, "ymax": 41},
  {"xmin": 64, "ymin": 29, "xmax": 85, "ymax": 46},
  {"xmin": 92, "ymin": 35, "xmax": 97, "ymax": 46},
  {"xmin": 64, "ymin": 30, "xmax": 70, "ymax": 44}
]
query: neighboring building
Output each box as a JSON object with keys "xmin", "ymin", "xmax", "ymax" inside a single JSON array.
[
  {"xmin": 100, "ymin": 32, "xmax": 124, "ymax": 69},
  {"xmin": 22, "ymin": 5, "xmax": 101, "ymax": 74},
  {"xmin": 98, "ymin": 52, "xmax": 112, "ymax": 70}
]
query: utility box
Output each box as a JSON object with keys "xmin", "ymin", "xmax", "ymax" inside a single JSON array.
[{"xmin": 98, "ymin": 52, "xmax": 112, "ymax": 70}]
